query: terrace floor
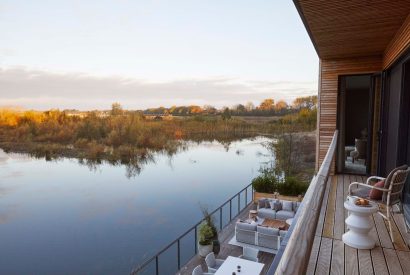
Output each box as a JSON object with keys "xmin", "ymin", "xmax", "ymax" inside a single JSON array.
[
  {"xmin": 177, "ymin": 203, "xmax": 274, "ymax": 275},
  {"xmin": 308, "ymin": 174, "xmax": 410, "ymax": 275}
]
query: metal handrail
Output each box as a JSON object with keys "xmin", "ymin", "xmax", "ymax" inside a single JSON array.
[{"xmin": 131, "ymin": 182, "xmax": 254, "ymax": 274}]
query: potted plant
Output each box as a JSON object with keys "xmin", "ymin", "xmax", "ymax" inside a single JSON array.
[
  {"xmin": 198, "ymin": 222, "xmax": 214, "ymax": 257},
  {"xmin": 198, "ymin": 206, "xmax": 218, "ymax": 257}
]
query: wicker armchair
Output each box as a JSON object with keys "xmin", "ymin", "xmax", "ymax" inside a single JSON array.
[{"xmin": 348, "ymin": 165, "xmax": 410, "ymax": 242}]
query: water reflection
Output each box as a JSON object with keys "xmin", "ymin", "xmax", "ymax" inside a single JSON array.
[{"xmin": 0, "ymin": 137, "xmax": 274, "ymax": 275}]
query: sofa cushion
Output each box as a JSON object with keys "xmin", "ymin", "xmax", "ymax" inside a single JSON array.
[
  {"xmin": 236, "ymin": 221, "xmax": 257, "ymax": 231},
  {"xmin": 282, "ymin": 201, "xmax": 293, "ymax": 211},
  {"xmin": 258, "ymin": 198, "xmax": 267, "ymax": 209},
  {"xmin": 276, "ymin": 210, "xmax": 295, "ymax": 220},
  {"xmin": 272, "ymin": 200, "xmax": 282, "ymax": 211},
  {"xmin": 265, "ymin": 200, "xmax": 271, "ymax": 209},
  {"xmin": 257, "ymin": 226, "xmax": 279, "ymax": 236},
  {"xmin": 369, "ymin": 181, "xmax": 384, "ymax": 200},
  {"xmin": 258, "ymin": 208, "xmax": 276, "ymax": 219},
  {"xmin": 279, "ymin": 230, "xmax": 288, "ymax": 238}
]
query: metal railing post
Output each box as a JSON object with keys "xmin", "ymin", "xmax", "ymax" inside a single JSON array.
[
  {"xmin": 194, "ymin": 226, "xmax": 197, "ymax": 254},
  {"xmin": 219, "ymin": 207, "xmax": 222, "ymax": 231},
  {"xmin": 177, "ymin": 239, "xmax": 181, "ymax": 270},
  {"xmin": 229, "ymin": 199, "xmax": 232, "ymax": 221},
  {"xmin": 245, "ymin": 188, "xmax": 248, "ymax": 204},
  {"xmin": 238, "ymin": 194, "xmax": 240, "ymax": 213},
  {"xmin": 155, "ymin": 256, "xmax": 159, "ymax": 275}
]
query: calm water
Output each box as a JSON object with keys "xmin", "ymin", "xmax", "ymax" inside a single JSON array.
[{"xmin": 0, "ymin": 137, "xmax": 274, "ymax": 274}]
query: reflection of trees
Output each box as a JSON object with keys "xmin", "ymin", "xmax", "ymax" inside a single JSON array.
[{"xmin": 264, "ymin": 132, "xmax": 315, "ymax": 180}]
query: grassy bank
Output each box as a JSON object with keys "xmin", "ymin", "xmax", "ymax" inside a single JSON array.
[{"xmin": 0, "ymin": 108, "xmax": 316, "ymax": 166}]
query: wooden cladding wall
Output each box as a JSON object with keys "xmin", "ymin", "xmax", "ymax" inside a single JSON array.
[
  {"xmin": 317, "ymin": 56, "xmax": 382, "ymax": 173},
  {"xmin": 384, "ymin": 13, "xmax": 410, "ymax": 69}
]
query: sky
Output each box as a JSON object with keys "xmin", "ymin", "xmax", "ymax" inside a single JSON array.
[{"xmin": 0, "ymin": 0, "xmax": 318, "ymax": 110}]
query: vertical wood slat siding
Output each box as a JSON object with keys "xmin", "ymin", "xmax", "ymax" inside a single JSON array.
[
  {"xmin": 317, "ymin": 56, "xmax": 382, "ymax": 173},
  {"xmin": 384, "ymin": 13, "xmax": 410, "ymax": 69}
]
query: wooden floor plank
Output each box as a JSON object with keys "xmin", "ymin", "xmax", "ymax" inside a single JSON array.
[
  {"xmin": 370, "ymin": 247, "xmax": 389, "ymax": 275},
  {"xmin": 397, "ymin": 250, "xmax": 410, "ymax": 274},
  {"xmin": 316, "ymin": 237, "xmax": 332, "ymax": 275},
  {"xmin": 345, "ymin": 245, "xmax": 359, "ymax": 275},
  {"xmin": 330, "ymin": 239, "xmax": 344, "ymax": 275},
  {"xmin": 358, "ymin": 249, "xmax": 374, "ymax": 275},
  {"xmin": 383, "ymin": 248, "xmax": 404, "ymax": 275},
  {"xmin": 306, "ymin": 236, "xmax": 322, "ymax": 275},
  {"xmin": 316, "ymin": 177, "xmax": 331, "ymax": 237},
  {"xmin": 334, "ymin": 175, "xmax": 345, "ymax": 240},
  {"xmin": 370, "ymin": 214, "xmax": 381, "ymax": 247},
  {"xmin": 392, "ymin": 211, "xmax": 410, "ymax": 250},
  {"xmin": 374, "ymin": 209, "xmax": 394, "ymax": 249},
  {"xmin": 323, "ymin": 176, "xmax": 337, "ymax": 238}
]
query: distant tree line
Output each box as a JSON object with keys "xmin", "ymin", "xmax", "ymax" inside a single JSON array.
[{"xmin": 142, "ymin": 96, "xmax": 317, "ymax": 117}]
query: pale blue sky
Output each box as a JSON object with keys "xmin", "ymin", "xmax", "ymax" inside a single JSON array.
[{"xmin": 0, "ymin": 0, "xmax": 318, "ymax": 110}]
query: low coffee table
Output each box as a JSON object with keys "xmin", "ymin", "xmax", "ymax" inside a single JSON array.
[{"xmin": 261, "ymin": 218, "xmax": 289, "ymax": 230}]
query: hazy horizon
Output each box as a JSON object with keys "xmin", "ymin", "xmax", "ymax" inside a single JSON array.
[{"xmin": 1, "ymin": 1, "xmax": 318, "ymax": 110}]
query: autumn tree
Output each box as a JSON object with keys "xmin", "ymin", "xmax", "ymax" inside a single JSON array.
[
  {"xmin": 259, "ymin": 99, "xmax": 275, "ymax": 111},
  {"xmin": 293, "ymin": 96, "xmax": 318, "ymax": 110},
  {"xmin": 111, "ymin": 103, "xmax": 123, "ymax": 116},
  {"xmin": 274, "ymin": 100, "xmax": 289, "ymax": 114}
]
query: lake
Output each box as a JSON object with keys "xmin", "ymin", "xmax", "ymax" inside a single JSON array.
[{"xmin": 0, "ymin": 137, "xmax": 274, "ymax": 275}]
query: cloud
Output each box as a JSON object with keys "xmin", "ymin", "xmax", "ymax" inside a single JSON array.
[{"xmin": 0, "ymin": 67, "xmax": 317, "ymax": 110}]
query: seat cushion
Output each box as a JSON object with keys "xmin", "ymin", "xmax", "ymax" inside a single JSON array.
[
  {"xmin": 369, "ymin": 181, "xmax": 384, "ymax": 200},
  {"xmin": 257, "ymin": 226, "xmax": 279, "ymax": 236},
  {"xmin": 276, "ymin": 210, "xmax": 295, "ymax": 220}
]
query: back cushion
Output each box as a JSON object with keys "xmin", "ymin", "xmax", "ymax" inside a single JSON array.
[
  {"xmin": 257, "ymin": 226, "xmax": 279, "ymax": 236},
  {"xmin": 258, "ymin": 198, "xmax": 267, "ymax": 209},
  {"xmin": 236, "ymin": 222, "xmax": 257, "ymax": 231},
  {"xmin": 273, "ymin": 200, "xmax": 282, "ymax": 211},
  {"xmin": 282, "ymin": 201, "xmax": 293, "ymax": 212}
]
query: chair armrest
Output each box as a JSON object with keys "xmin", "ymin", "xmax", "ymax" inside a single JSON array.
[
  {"xmin": 215, "ymin": 259, "xmax": 225, "ymax": 265},
  {"xmin": 348, "ymin": 182, "xmax": 389, "ymax": 196},
  {"xmin": 366, "ymin": 176, "xmax": 385, "ymax": 185}
]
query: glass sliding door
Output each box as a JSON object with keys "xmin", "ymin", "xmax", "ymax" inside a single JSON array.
[{"xmin": 337, "ymin": 74, "xmax": 374, "ymax": 175}]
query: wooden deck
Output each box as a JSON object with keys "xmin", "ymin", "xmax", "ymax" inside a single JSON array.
[
  {"xmin": 177, "ymin": 203, "xmax": 274, "ymax": 275},
  {"xmin": 307, "ymin": 174, "xmax": 410, "ymax": 275}
]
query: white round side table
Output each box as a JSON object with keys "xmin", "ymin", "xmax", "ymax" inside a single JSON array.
[{"xmin": 342, "ymin": 199, "xmax": 378, "ymax": 249}]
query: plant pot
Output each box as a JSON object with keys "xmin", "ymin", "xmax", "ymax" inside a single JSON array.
[
  {"xmin": 198, "ymin": 243, "xmax": 213, "ymax": 257},
  {"xmin": 212, "ymin": 240, "xmax": 220, "ymax": 255}
]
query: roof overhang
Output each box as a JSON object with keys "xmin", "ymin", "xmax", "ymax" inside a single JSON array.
[{"xmin": 293, "ymin": 0, "xmax": 410, "ymax": 60}]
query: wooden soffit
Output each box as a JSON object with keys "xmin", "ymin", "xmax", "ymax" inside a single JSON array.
[{"xmin": 294, "ymin": 0, "xmax": 410, "ymax": 60}]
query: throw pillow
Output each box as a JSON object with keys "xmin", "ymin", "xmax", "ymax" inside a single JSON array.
[
  {"xmin": 258, "ymin": 198, "xmax": 267, "ymax": 209},
  {"xmin": 273, "ymin": 200, "xmax": 282, "ymax": 211},
  {"xmin": 282, "ymin": 201, "xmax": 293, "ymax": 212},
  {"xmin": 369, "ymin": 181, "xmax": 384, "ymax": 200}
]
